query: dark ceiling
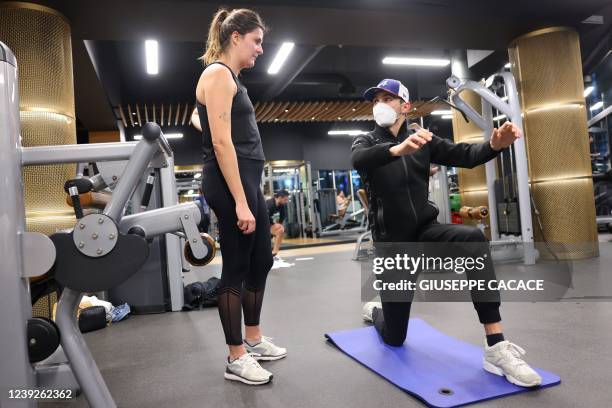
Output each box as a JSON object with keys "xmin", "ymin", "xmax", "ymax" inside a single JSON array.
[{"xmin": 23, "ymin": 0, "xmax": 612, "ymax": 132}]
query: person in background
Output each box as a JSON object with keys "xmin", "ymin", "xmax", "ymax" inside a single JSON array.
[
  {"xmin": 265, "ymin": 190, "xmax": 290, "ymax": 263},
  {"xmin": 196, "ymin": 187, "xmax": 211, "ymax": 233}
]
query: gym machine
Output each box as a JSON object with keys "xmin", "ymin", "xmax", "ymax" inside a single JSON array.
[
  {"xmin": 262, "ymin": 161, "xmax": 317, "ymax": 239},
  {"xmin": 65, "ymin": 155, "xmax": 184, "ymax": 314},
  {"xmin": 314, "ymin": 188, "xmax": 367, "ymax": 237},
  {"xmin": 446, "ymin": 71, "xmax": 538, "ymax": 264},
  {"xmin": 0, "ymin": 42, "xmax": 214, "ymax": 407}
]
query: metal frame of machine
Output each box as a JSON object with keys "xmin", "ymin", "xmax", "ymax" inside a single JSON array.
[
  {"xmin": 1, "ymin": 42, "xmax": 213, "ymax": 408},
  {"xmin": 447, "ymin": 72, "xmax": 537, "ymax": 265}
]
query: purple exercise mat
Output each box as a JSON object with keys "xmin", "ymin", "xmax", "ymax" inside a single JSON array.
[{"xmin": 325, "ymin": 318, "xmax": 560, "ymax": 408}]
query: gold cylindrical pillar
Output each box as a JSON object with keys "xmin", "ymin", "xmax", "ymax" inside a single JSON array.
[
  {"xmin": 452, "ymin": 90, "xmax": 495, "ymax": 238},
  {"xmin": 509, "ymin": 27, "xmax": 598, "ymax": 259},
  {"xmin": 0, "ymin": 2, "xmax": 77, "ymax": 235}
]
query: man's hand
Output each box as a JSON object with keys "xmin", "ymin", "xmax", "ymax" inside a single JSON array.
[
  {"xmin": 390, "ymin": 128, "xmax": 433, "ymax": 157},
  {"xmin": 490, "ymin": 121, "xmax": 522, "ymax": 151}
]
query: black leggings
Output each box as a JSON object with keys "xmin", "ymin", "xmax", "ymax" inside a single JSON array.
[
  {"xmin": 373, "ymin": 223, "xmax": 501, "ymax": 347},
  {"xmin": 202, "ymin": 159, "xmax": 273, "ymax": 345}
]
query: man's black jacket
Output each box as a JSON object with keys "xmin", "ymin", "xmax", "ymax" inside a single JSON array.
[{"xmin": 351, "ymin": 122, "xmax": 500, "ymax": 241}]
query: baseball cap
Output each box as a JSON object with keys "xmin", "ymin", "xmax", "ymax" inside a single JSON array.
[{"xmin": 363, "ymin": 79, "xmax": 410, "ymax": 103}]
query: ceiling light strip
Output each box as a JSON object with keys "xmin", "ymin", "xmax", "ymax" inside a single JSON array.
[
  {"xmin": 145, "ymin": 40, "xmax": 159, "ymax": 75},
  {"xmin": 268, "ymin": 42, "xmax": 295, "ymax": 75},
  {"xmin": 382, "ymin": 57, "xmax": 450, "ymax": 66}
]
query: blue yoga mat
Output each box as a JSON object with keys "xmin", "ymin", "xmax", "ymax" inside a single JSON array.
[{"xmin": 325, "ymin": 318, "xmax": 560, "ymax": 408}]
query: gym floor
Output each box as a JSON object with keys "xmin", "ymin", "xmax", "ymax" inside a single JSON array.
[{"xmin": 43, "ymin": 242, "xmax": 612, "ymax": 408}]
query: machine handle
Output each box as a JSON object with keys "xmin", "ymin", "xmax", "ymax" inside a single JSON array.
[
  {"xmin": 64, "ymin": 178, "xmax": 93, "ymax": 194},
  {"xmin": 69, "ymin": 186, "xmax": 83, "ymax": 219},
  {"xmin": 141, "ymin": 174, "xmax": 155, "ymax": 210}
]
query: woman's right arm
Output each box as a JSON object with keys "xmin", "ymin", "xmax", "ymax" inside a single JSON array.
[{"xmin": 197, "ymin": 66, "xmax": 256, "ymax": 234}]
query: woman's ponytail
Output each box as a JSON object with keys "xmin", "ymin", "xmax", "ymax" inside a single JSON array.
[{"xmin": 201, "ymin": 8, "xmax": 230, "ymax": 65}]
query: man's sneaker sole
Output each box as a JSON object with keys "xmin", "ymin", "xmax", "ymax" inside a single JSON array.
[
  {"xmin": 224, "ymin": 371, "xmax": 272, "ymax": 385},
  {"xmin": 483, "ymin": 360, "xmax": 542, "ymax": 388},
  {"xmin": 252, "ymin": 352, "xmax": 287, "ymax": 361}
]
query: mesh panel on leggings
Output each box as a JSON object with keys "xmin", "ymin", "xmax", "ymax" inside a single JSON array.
[
  {"xmin": 242, "ymin": 285, "xmax": 265, "ymax": 327},
  {"xmin": 217, "ymin": 287, "xmax": 243, "ymax": 345}
]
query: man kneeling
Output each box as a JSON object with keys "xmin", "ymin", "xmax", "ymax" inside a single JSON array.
[{"xmin": 352, "ymin": 78, "xmax": 541, "ymax": 388}]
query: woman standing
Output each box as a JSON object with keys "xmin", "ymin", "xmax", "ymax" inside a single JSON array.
[{"xmin": 196, "ymin": 8, "xmax": 287, "ymax": 385}]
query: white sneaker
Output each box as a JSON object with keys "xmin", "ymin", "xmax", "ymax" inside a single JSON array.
[
  {"xmin": 245, "ymin": 336, "xmax": 288, "ymax": 361},
  {"xmin": 271, "ymin": 256, "xmax": 294, "ymax": 269},
  {"xmin": 362, "ymin": 301, "xmax": 382, "ymax": 323},
  {"xmin": 483, "ymin": 340, "xmax": 542, "ymax": 387},
  {"xmin": 224, "ymin": 353, "xmax": 273, "ymax": 385}
]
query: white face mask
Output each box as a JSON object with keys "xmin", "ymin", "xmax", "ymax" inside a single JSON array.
[{"xmin": 373, "ymin": 103, "xmax": 398, "ymax": 128}]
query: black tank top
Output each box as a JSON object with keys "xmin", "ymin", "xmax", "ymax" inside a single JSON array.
[{"xmin": 197, "ymin": 62, "xmax": 265, "ymax": 163}]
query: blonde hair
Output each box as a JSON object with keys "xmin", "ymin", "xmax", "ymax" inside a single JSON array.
[{"xmin": 200, "ymin": 8, "xmax": 267, "ymax": 65}]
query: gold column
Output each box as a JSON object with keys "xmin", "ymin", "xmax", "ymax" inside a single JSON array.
[
  {"xmin": 509, "ymin": 27, "xmax": 598, "ymax": 259},
  {"xmin": 0, "ymin": 2, "xmax": 77, "ymax": 235},
  {"xmin": 452, "ymin": 90, "xmax": 495, "ymax": 238}
]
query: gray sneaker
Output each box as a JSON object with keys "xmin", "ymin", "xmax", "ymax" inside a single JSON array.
[
  {"xmin": 362, "ymin": 302, "xmax": 382, "ymax": 323},
  {"xmin": 245, "ymin": 336, "xmax": 287, "ymax": 361},
  {"xmin": 224, "ymin": 353, "xmax": 273, "ymax": 385},
  {"xmin": 483, "ymin": 340, "xmax": 542, "ymax": 387}
]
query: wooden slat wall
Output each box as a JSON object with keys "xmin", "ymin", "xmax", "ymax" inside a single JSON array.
[{"xmin": 117, "ymin": 100, "xmax": 448, "ymax": 128}]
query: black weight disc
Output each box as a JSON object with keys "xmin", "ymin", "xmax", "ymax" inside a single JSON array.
[{"xmin": 27, "ymin": 317, "xmax": 60, "ymax": 363}]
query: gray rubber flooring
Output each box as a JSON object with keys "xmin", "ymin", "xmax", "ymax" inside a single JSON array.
[{"xmin": 45, "ymin": 243, "xmax": 612, "ymax": 408}]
